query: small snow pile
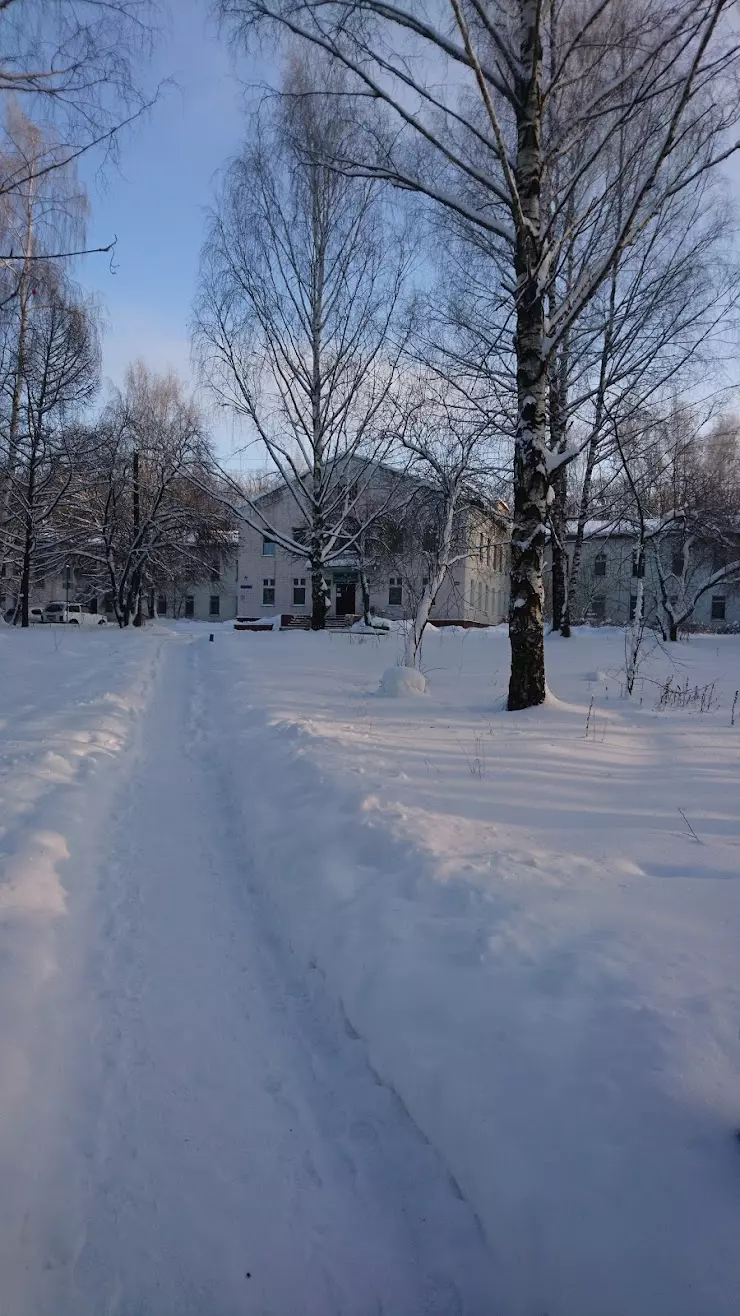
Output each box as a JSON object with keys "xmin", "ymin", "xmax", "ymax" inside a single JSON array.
[
  {"xmin": 350, "ymin": 617, "xmax": 390, "ymax": 634},
  {"xmin": 237, "ymin": 614, "xmax": 281, "ymax": 631},
  {"xmin": 377, "ymin": 665, "xmax": 427, "ymax": 696}
]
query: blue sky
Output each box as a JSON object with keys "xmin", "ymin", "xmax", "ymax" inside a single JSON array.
[
  {"xmin": 76, "ymin": 2, "xmax": 740, "ymax": 462},
  {"xmin": 77, "ymin": 1, "xmax": 270, "ymax": 457}
]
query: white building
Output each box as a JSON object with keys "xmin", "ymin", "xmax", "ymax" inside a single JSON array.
[
  {"xmin": 548, "ymin": 521, "xmax": 740, "ymax": 631},
  {"xmin": 237, "ymin": 466, "xmax": 511, "ymax": 625}
]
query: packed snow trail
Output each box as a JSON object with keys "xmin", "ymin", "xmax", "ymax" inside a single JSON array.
[{"xmin": 0, "ymin": 635, "xmax": 495, "ymax": 1316}]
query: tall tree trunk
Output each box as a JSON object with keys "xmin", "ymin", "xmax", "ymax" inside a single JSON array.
[
  {"xmin": 19, "ymin": 501, "xmax": 33, "ymax": 629},
  {"xmin": 405, "ymin": 491, "xmax": 456, "ymax": 669},
  {"xmin": 564, "ymin": 433, "xmax": 600, "ymax": 628},
  {"xmin": 508, "ymin": 12, "xmax": 547, "ymax": 711},
  {"xmin": 550, "ymin": 464, "xmax": 568, "ymax": 636},
  {"xmin": 0, "ymin": 183, "xmax": 34, "ymax": 598},
  {"xmin": 360, "ymin": 567, "xmax": 371, "ymax": 626},
  {"xmin": 310, "ymin": 562, "xmax": 328, "ymax": 630},
  {"xmin": 131, "ymin": 449, "xmax": 144, "ymax": 627}
]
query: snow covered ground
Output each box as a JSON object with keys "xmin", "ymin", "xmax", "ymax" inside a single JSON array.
[{"xmin": 1, "ymin": 619, "xmax": 739, "ymax": 1314}]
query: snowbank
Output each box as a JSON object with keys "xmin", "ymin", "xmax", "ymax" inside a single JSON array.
[{"xmin": 0, "ymin": 626, "xmax": 164, "ymax": 1138}]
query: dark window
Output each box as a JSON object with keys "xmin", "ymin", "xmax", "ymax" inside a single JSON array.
[
  {"xmin": 671, "ymin": 551, "xmax": 684, "ymax": 577},
  {"xmin": 157, "ymin": 594, "xmax": 167, "ymax": 616},
  {"xmin": 422, "ymin": 527, "xmax": 438, "ymax": 553},
  {"xmin": 592, "ymin": 595, "xmax": 606, "ymax": 621},
  {"xmin": 629, "ymin": 593, "xmax": 637, "ymax": 621},
  {"xmin": 262, "ymin": 537, "xmax": 276, "ymax": 557},
  {"xmin": 631, "ymin": 551, "xmax": 645, "ymax": 578},
  {"xmin": 389, "ymin": 576, "xmax": 403, "ymax": 606},
  {"xmin": 210, "ymin": 557, "xmax": 220, "ymax": 582},
  {"xmin": 293, "ymin": 577, "xmax": 306, "ymax": 606},
  {"xmin": 291, "ymin": 526, "xmax": 308, "ymax": 547},
  {"xmin": 262, "ymin": 578, "xmax": 275, "ymax": 606},
  {"xmin": 209, "ymin": 595, "xmax": 220, "ymax": 617},
  {"xmin": 711, "ymin": 595, "xmax": 726, "ymax": 620},
  {"xmin": 185, "ymin": 596, "xmax": 194, "ymax": 619},
  {"xmin": 594, "ymin": 553, "xmax": 606, "ymax": 578}
]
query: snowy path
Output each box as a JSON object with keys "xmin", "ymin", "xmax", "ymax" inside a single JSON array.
[{"xmin": 0, "ymin": 636, "xmax": 495, "ymax": 1316}]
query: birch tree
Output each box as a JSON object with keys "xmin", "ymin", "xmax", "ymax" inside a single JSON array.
[
  {"xmin": 194, "ymin": 59, "xmax": 411, "ymax": 629},
  {"xmin": 218, "ymin": 0, "xmax": 740, "ymax": 707},
  {"xmin": 0, "ymin": 108, "xmax": 88, "ymax": 600},
  {"xmin": 0, "ymin": 2, "xmax": 156, "ymax": 186},
  {"xmin": 8, "ymin": 272, "xmax": 99, "ymax": 625},
  {"xmin": 396, "ymin": 472, "xmax": 497, "ymax": 672}
]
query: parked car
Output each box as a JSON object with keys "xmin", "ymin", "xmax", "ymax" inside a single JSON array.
[
  {"xmin": 43, "ymin": 601, "xmax": 106, "ymax": 626},
  {"xmin": 3, "ymin": 605, "xmax": 45, "ymax": 624}
]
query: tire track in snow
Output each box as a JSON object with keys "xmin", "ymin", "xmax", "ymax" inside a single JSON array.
[{"xmin": 8, "ymin": 636, "xmax": 495, "ymax": 1316}]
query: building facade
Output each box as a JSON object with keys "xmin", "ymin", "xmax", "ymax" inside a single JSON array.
[
  {"xmin": 2, "ymin": 544, "xmax": 239, "ymax": 624},
  {"xmin": 548, "ymin": 522, "xmax": 740, "ymax": 630},
  {"xmin": 237, "ymin": 470, "xmax": 511, "ymax": 625}
]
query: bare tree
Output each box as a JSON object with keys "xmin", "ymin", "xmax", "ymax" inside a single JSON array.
[
  {"xmin": 638, "ymin": 410, "xmax": 740, "ymax": 639},
  {"xmin": 194, "ymin": 57, "xmax": 411, "ymax": 629},
  {"xmin": 7, "ymin": 270, "xmax": 99, "ymax": 625},
  {"xmin": 0, "ymin": 108, "xmax": 90, "ymax": 597},
  {"xmin": 70, "ymin": 364, "xmax": 221, "ymax": 627},
  {"xmin": 218, "ymin": 0, "xmax": 740, "ymax": 707},
  {"xmin": 0, "ymin": 2, "xmax": 157, "ymax": 209},
  {"xmin": 386, "ymin": 382, "xmax": 503, "ymax": 668}
]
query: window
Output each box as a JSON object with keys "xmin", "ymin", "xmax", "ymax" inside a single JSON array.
[
  {"xmin": 469, "ymin": 581, "xmax": 475, "ymax": 607},
  {"xmin": 293, "ymin": 577, "xmax": 306, "ymax": 606},
  {"xmin": 631, "ymin": 551, "xmax": 645, "ymax": 578},
  {"xmin": 389, "ymin": 576, "xmax": 403, "ymax": 606},
  {"xmin": 292, "ymin": 526, "xmax": 308, "ymax": 547},
  {"xmin": 711, "ymin": 595, "xmax": 726, "ymax": 620},
  {"xmin": 184, "ymin": 596, "xmax": 194, "ymax": 619},
  {"xmin": 422, "ymin": 526, "xmax": 437, "ymax": 553},
  {"xmin": 594, "ymin": 552, "xmax": 606, "ymax": 578},
  {"xmin": 671, "ymin": 551, "xmax": 684, "ymax": 577},
  {"xmin": 262, "ymin": 537, "xmax": 276, "ymax": 557},
  {"xmin": 486, "ymin": 539, "xmax": 491, "ymax": 567},
  {"xmin": 629, "ymin": 594, "xmax": 637, "ymax": 621},
  {"xmin": 484, "ymin": 584, "xmax": 490, "ymax": 614},
  {"xmin": 210, "ymin": 556, "xmax": 221, "ymax": 582},
  {"xmin": 157, "ymin": 594, "xmax": 167, "ymax": 616},
  {"xmin": 262, "ymin": 578, "xmax": 275, "ymax": 606},
  {"xmin": 479, "ymin": 533, "xmax": 485, "ymax": 560},
  {"xmin": 209, "ymin": 595, "xmax": 220, "ymax": 617},
  {"xmin": 592, "ymin": 595, "xmax": 606, "ymax": 621}
]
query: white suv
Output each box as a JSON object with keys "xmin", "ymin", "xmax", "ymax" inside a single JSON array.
[{"xmin": 43, "ymin": 602, "xmax": 107, "ymax": 626}]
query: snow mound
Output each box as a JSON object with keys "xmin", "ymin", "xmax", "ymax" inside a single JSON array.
[
  {"xmin": 350, "ymin": 618, "xmax": 390, "ymax": 633},
  {"xmin": 377, "ymin": 665, "xmax": 427, "ymax": 697}
]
